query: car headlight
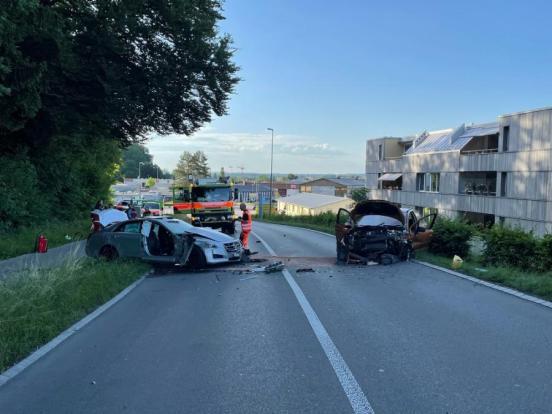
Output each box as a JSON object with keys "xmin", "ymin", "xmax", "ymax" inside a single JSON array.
[{"xmin": 195, "ymin": 239, "xmax": 217, "ymax": 249}]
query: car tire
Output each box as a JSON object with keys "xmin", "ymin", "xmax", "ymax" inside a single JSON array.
[
  {"xmin": 188, "ymin": 245, "xmax": 207, "ymax": 269},
  {"xmin": 99, "ymin": 245, "xmax": 119, "ymax": 261},
  {"xmin": 336, "ymin": 242, "xmax": 348, "ymax": 263}
]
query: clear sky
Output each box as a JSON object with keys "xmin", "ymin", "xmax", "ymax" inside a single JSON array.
[{"xmin": 147, "ymin": 0, "xmax": 552, "ymax": 174}]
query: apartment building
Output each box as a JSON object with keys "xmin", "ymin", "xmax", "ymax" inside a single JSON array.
[{"xmin": 365, "ymin": 107, "xmax": 552, "ymax": 235}]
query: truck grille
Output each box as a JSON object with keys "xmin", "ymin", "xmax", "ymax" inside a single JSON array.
[{"xmin": 224, "ymin": 241, "xmax": 241, "ymax": 253}]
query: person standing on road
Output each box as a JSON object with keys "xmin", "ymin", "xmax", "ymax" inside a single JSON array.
[{"xmin": 239, "ymin": 202, "xmax": 252, "ymax": 255}]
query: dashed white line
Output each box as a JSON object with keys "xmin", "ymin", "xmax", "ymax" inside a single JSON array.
[{"xmin": 252, "ymin": 230, "xmax": 375, "ymax": 414}]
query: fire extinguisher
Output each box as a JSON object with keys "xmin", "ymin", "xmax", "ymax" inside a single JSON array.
[{"xmin": 36, "ymin": 234, "xmax": 48, "ymax": 253}]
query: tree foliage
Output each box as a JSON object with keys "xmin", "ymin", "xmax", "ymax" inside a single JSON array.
[
  {"xmin": 0, "ymin": 1, "xmax": 238, "ymax": 228},
  {"xmin": 351, "ymin": 187, "xmax": 369, "ymax": 203},
  {"xmin": 174, "ymin": 150, "xmax": 210, "ymax": 182}
]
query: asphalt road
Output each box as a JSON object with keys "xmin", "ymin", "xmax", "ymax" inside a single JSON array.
[{"xmin": 2, "ymin": 222, "xmax": 552, "ymax": 413}]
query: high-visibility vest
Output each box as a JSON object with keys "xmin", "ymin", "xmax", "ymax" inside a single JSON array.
[{"xmin": 241, "ymin": 210, "xmax": 252, "ymax": 232}]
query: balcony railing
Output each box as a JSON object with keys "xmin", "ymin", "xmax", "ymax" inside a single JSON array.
[{"xmin": 460, "ymin": 148, "xmax": 498, "ymax": 155}]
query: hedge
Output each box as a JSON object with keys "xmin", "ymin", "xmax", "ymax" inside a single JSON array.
[{"xmin": 428, "ymin": 218, "xmax": 475, "ymax": 258}]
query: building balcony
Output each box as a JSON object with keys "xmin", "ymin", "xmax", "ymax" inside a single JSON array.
[{"xmin": 458, "ymin": 172, "xmax": 497, "ymax": 197}]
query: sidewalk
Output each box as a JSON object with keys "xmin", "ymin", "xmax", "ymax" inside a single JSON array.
[{"xmin": 0, "ymin": 241, "xmax": 86, "ymax": 279}]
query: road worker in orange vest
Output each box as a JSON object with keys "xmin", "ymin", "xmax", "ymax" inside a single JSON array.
[{"xmin": 239, "ymin": 202, "xmax": 253, "ymax": 255}]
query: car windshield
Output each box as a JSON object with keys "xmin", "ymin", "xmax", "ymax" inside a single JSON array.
[
  {"xmin": 191, "ymin": 187, "xmax": 230, "ymax": 202},
  {"xmin": 144, "ymin": 202, "xmax": 160, "ymax": 209},
  {"xmin": 158, "ymin": 219, "xmax": 194, "ymax": 234}
]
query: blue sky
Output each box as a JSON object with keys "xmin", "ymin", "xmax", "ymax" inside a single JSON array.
[{"xmin": 147, "ymin": 0, "xmax": 552, "ymax": 174}]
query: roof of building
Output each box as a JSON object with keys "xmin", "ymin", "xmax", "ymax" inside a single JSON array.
[
  {"xmin": 234, "ymin": 184, "xmax": 271, "ymax": 192},
  {"xmin": 301, "ymin": 177, "xmax": 365, "ymax": 187},
  {"xmin": 405, "ymin": 123, "xmax": 499, "ymax": 155},
  {"xmin": 277, "ymin": 192, "xmax": 352, "ymax": 209}
]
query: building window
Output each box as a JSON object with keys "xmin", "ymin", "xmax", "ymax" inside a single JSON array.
[
  {"xmin": 502, "ymin": 126, "xmax": 510, "ymax": 152},
  {"xmin": 500, "ymin": 172, "xmax": 507, "ymax": 197},
  {"xmin": 416, "ymin": 173, "xmax": 440, "ymax": 192},
  {"xmin": 378, "ymin": 144, "xmax": 383, "ymax": 160}
]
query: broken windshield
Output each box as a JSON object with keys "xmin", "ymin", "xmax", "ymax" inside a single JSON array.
[{"xmin": 191, "ymin": 187, "xmax": 231, "ymax": 202}]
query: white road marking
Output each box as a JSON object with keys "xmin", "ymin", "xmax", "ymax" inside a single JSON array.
[
  {"xmin": 257, "ymin": 222, "xmax": 552, "ymax": 311},
  {"xmin": 0, "ymin": 275, "xmax": 147, "ymax": 388},
  {"xmin": 252, "ymin": 231, "xmax": 375, "ymax": 414}
]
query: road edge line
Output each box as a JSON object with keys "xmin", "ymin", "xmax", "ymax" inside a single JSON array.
[
  {"xmin": 414, "ymin": 260, "xmax": 552, "ymax": 310},
  {"xmin": 0, "ymin": 274, "xmax": 148, "ymax": 388},
  {"xmin": 257, "ymin": 222, "xmax": 552, "ymax": 311},
  {"xmin": 252, "ymin": 231, "xmax": 375, "ymax": 414}
]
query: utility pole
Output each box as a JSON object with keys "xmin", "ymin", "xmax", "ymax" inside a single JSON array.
[
  {"xmin": 267, "ymin": 128, "xmax": 274, "ymax": 216},
  {"xmin": 138, "ymin": 162, "xmax": 144, "ymax": 199}
]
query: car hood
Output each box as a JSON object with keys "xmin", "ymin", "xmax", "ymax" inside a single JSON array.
[
  {"xmin": 351, "ymin": 200, "xmax": 404, "ymax": 226},
  {"xmin": 187, "ymin": 226, "xmax": 236, "ymax": 243}
]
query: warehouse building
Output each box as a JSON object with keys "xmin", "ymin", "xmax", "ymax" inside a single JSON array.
[{"xmin": 276, "ymin": 193, "xmax": 353, "ymax": 216}]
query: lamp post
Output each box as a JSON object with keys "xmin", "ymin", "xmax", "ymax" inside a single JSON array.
[
  {"xmin": 267, "ymin": 128, "xmax": 274, "ymax": 216},
  {"xmin": 138, "ymin": 162, "xmax": 145, "ymax": 199}
]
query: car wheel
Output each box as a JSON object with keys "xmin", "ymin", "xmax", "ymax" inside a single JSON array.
[
  {"xmin": 188, "ymin": 245, "xmax": 207, "ymax": 269},
  {"xmin": 336, "ymin": 241, "xmax": 348, "ymax": 263},
  {"xmin": 99, "ymin": 245, "xmax": 119, "ymax": 261}
]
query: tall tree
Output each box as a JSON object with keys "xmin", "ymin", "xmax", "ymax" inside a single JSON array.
[
  {"xmin": 174, "ymin": 150, "xmax": 210, "ymax": 182},
  {"xmin": 0, "ymin": 1, "xmax": 238, "ymax": 228}
]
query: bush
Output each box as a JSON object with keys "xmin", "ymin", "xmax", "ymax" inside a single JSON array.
[
  {"xmin": 535, "ymin": 234, "xmax": 552, "ymax": 273},
  {"xmin": 483, "ymin": 225, "xmax": 539, "ymax": 269},
  {"xmin": 429, "ymin": 218, "xmax": 474, "ymax": 258}
]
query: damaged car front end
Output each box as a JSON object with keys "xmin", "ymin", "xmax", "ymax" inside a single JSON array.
[{"xmin": 336, "ymin": 200, "xmax": 414, "ymax": 265}]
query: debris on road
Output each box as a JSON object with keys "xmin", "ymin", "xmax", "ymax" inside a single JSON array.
[
  {"xmin": 264, "ymin": 261, "xmax": 285, "ymax": 273},
  {"xmin": 296, "ymin": 268, "xmax": 315, "ymax": 273},
  {"xmin": 240, "ymin": 276, "xmax": 258, "ymax": 281}
]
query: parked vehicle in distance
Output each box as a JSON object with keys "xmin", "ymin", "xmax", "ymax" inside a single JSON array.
[
  {"xmin": 335, "ymin": 199, "xmax": 436, "ymax": 265},
  {"xmin": 142, "ymin": 202, "xmax": 161, "ymax": 216},
  {"xmin": 86, "ymin": 216, "xmax": 242, "ymax": 268}
]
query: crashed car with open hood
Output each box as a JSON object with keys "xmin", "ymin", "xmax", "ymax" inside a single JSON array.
[
  {"xmin": 86, "ymin": 214, "xmax": 242, "ymax": 268},
  {"xmin": 335, "ymin": 200, "xmax": 436, "ymax": 265}
]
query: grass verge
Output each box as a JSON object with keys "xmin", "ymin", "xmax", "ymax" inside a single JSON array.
[
  {"xmin": 0, "ymin": 257, "xmax": 149, "ymax": 372},
  {"xmin": 416, "ymin": 250, "xmax": 552, "ymax": 302},
  {"xmin": 0, "ymin": 218, "xmax": 91, "ymax": 260},
  {"xmin": 256, "ymin": 216, "xmax": 335, "ymax": 235}
]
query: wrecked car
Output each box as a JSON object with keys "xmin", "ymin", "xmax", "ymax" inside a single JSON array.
[
  {"xmin": 335, "ymin": 200, "xmax": 436, "ymax": 265},
  {"xmin": 86, "ymin": 215, "xmax": 242, "ymax": 268}
]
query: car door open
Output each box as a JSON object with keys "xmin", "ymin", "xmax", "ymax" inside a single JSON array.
[{"xmin": 141, "ymin": 220, "xmax": 194, "ymax": 265}]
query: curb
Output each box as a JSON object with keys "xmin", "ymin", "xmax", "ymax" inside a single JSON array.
[
  {"xmin": 413, "ymin": 260, "xmax": 552, "ymax": 310},
  {"xmin": 0, "ymin": 274, "xmax": 148, "ymax": 388}
]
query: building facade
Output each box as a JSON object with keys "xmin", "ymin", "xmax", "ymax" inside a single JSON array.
[
  {"xmin": 300, "ymin": 178, "xmax": 365, "ymax": 197},
  {"xmin": 366, "ymin": 107, "xmax": 552, "ymax": 235}
]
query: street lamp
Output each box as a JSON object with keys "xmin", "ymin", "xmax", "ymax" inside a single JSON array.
[
  {"xmin": 267, "ymin": 128, "xmax": 274, "ymax": 216},
  {"xmin": 138, "ymin": 162, "xmax": 145, "ymax": 198}
]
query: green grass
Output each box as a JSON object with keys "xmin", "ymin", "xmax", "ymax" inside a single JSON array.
[
  {"xmin": 0, "ymin": 218, "xmax": 91, "ymax": 260},
  {"xmin": 416, "ymin": 250, "xmax": 552, "ymax": 301},
  {"xmin": 0, "ymin": 257, "xmax": 150, "ymax": 372},
  {"xmin": 256, "ymin": 213, "xmax": 336, "ymax": 235}
]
